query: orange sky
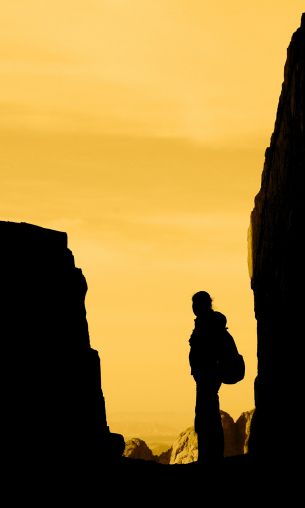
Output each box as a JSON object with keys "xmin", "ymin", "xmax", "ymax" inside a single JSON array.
[{"xmin": 0, "ymin": 2, "xmax": 304, "ymax": 429}]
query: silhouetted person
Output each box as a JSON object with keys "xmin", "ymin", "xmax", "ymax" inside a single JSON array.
[{"xmin": 189, "ymin": 291, "xmax": 228, "ymax": 463}]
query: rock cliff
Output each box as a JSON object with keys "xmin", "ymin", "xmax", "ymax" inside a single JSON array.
[
  {"xmin": 156, "ymin": 447, "xmax": 173, "ymax": 464},
  {"xmin": 249, "ymin": 14, "xmax": 305, "ymax": 458},
  {"xmin": 170, "ymin": 427, "xmax": 198, "ymax": 464},
  {"xmin": 1, "ymin": 221, "xmax": 124, "ymax": 480},
  {"xmin": 235, "ymin": 410, "xmax": 254, "ymax": 455},
  {"xmin": 124, "ymin": 438, "xmax": 155, "ymax": 461}
]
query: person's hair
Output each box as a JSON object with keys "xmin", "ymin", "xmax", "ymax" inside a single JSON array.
[{"xmin": 192, "ymin": 291, "xmax": 213, "ymax": 308}]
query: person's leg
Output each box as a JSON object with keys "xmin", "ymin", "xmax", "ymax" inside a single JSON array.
[{"xmin": 195, "ymin": 380, "xmax": 224, "ymax": 462}]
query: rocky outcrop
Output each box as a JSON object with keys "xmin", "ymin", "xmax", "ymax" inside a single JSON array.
[
  {"xmin": 156, "ymin": 447, "xmax": 172, "ymax": 465},
  {"xmin": 235, "ymin": 410, "xmax": 254, "ymax": 455},
  {"xmin": 1, "ymin": 221, "xmax": 124, "ymax": 479},
  {"xmin": 249, "ymin": 14, "xmax": 305, "ymax": 458},
  {"xmin": 124, "ymin": 438, "xmax": 155, "ymax": 461},
  {"xmin": 222, "ymin": 411, "xmax": 239, "ymax": 457},
  {"xmin": 169, "ymin": 411, "xmax": 239, "ymax": 464},
  {"xmin": 170, "ymin": 427, "xmax": 199, "ymax": 464}
]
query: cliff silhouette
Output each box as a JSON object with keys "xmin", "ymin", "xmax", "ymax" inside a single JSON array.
[
  {"xmin": 249, "ymin": 13, "xmax": 305, "ymax": 462},
  {"xmin": 2, "ymin": 221, "xmax": 124, "ymax": 487}
]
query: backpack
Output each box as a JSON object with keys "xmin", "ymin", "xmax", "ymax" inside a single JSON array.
[{"xmin": 218, "ymin": 330, "xmax": 245, "ymax": 384}]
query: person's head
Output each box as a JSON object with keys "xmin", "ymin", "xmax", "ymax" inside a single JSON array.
[{"xmin": 192, "ymin": 291, "xmax": 213, "ymax": 317}]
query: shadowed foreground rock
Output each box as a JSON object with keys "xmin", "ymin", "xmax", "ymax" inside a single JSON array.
[
  {"xmin": 1, "ymin": 221, "xmax": 124, "ymax": 480},
  {"xmin": 249, "ymin": 13, "xmax": 305, "ymax": 459}
]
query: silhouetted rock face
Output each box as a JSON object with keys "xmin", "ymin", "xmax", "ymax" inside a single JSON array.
[
  {"xmin": 235, "ymin": 410, "xmax": 254, "ymax": 455},
  {"xmin": 249, "ymin": 14, "xmax": 305, "ymax": 458},
  {"xmin": 222, "ymin": 411, "xmax": 239, "ymax": 456},
  {"xmin": 1, "ymin": 221, "xmax": 123, "ymax": 476},
  {"xmin": 170, "ymin": 411, "xmax": 239, "ymax": 464},
  {"xmin": 156, "ymin": 447, "xmax": 172, "ymax": 464},
  {"xmin": 124, "ymin": 438, "xmax": 155, "ymax": 461}
]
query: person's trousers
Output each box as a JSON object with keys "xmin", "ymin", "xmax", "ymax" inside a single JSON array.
[{"xmin": 194, "ymin": 378, "xmax": 224, "ymax": 462}]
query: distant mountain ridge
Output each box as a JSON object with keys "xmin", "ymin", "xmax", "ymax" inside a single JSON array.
[{"xmin": 123, "ymin": 409, "xmax": 254, "ymax": 463}]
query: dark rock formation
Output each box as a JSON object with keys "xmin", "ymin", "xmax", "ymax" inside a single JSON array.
[
  {"xmin": 235, "ymin": 410, "xmax": 254, "ymax": 455},
  {"xmin": 123, "ymin": 438, "xmax": 173, "ymax": 464},
  {"xmin": 1, "ymin": 221, "xmax": 124, "ymax": 480},
  {"xmin": 124, "ymin": 438, "xmax": 155, "ymax": 461},
  {"xmin": 222, "ymin": 411, "xmax": 239, "ymax": 457},
  {"xmin": 249, "ymin": 14, "xmax": 305, "ymax": 458},
  {"xmin": 156, "ymin": 447, "xmax": 172, "ymax": 465}
]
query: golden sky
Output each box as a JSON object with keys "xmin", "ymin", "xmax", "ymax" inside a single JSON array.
[{"xmin": 1, "ymin": 1, "xmax": 304, "ymax": 429}]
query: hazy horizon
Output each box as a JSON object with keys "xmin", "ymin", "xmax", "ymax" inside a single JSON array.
[{"xmin": 109, "ymin": 407, "xmax": 254, "ymax": 453}]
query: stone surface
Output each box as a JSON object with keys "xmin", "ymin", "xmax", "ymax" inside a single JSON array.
[
  {"xmin": 1, "ymin": 221, "xmax": 124, "ymax": 479},
  {"xmin": 222, "ymin": 411, "xmax": 239, "ymax": 457},
  {"xmin": 235, "ymin": 410, "xmax": 254, "ymax": 454},
  {"xmin": 124, "ymin": 438, "xmax": 155, "ymax": 461},
  {"xmin": 170, "ymin": 427, "xmax": 199, "ymax": 464},
  {"xmin": 156, "ymin": 447, "xmax": 172, "ymax": 464},
  {"xmin": 249, "ymin": 14, "xmax": 305, "ymax": 458}
]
